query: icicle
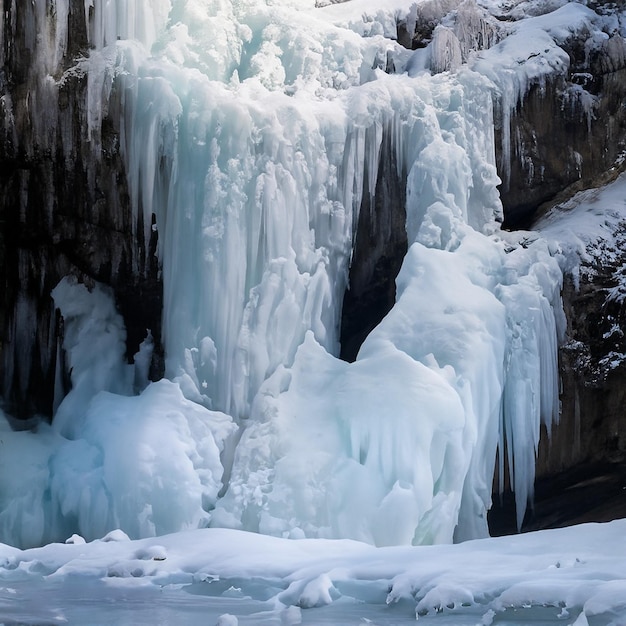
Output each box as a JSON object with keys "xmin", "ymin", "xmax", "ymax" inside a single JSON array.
[
  {"xmin": 430, "ymin": 26, "xmax": 463, "ymax": 73},
  {"xmin": 452, "ymin": 0, "xmax": 501, "ymax": 60},
  {"xmin": 53, "ymin": 0, "xmax": 70, "ymax": 69}
]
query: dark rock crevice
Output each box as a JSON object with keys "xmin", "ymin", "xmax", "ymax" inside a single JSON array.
[
  {"xmin": 489, "ymin": 460, "xmax": 626, "ymax": 536},
  {"xmin": 339, "ymin": 127, "xmax": 408, "ymax": 362}
]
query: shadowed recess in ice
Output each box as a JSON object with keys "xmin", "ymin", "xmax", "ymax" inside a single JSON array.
[{"xmin": 8, "ymin": 0, "xmax": 617, "ymax": 548}]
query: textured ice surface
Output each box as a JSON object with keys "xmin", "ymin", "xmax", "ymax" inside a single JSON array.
[
  {"xmin": 0, "ymin": 378, "xmax": 235, "ymax": 547},
  {"xmin": 7, "ymin": 0, "xmax": 620, "ymax": 548},
  {"xmin": 0, "ymin": 322, "xmax": 235, "ymax": 547}
]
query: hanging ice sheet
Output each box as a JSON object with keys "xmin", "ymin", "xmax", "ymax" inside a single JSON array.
[{"xmin": 0, "ymin": 0, "xmax": 574, "ymax": 547}]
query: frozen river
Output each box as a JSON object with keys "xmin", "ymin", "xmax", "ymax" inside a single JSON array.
[
  {"xmin": 0, "ymin": 577, "xmax": 579, "ymax": 625},
  {"xmin": 1, "ymin": 522, "xmax": 624, "ymax": 626}
]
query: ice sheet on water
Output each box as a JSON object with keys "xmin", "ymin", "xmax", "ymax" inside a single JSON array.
[{"xmin": 1, "ymin": 520, "xmax": 626, "ymax": 624}]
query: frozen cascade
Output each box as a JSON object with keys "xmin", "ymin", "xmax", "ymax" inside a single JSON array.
[{"xmin": 0, "ymin": 0, "xmax": 583, "ymax": 548}]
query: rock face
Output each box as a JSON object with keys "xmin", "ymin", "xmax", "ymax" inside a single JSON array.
[
  {"xmin": 540, "ymin": 264, "xmax": 626, "ymax": 477},
  {"xmin": 488, "ymin": 19, "xmax": 626, "ymax": 529},
  {"xmin": 492, "ymin": 7, "xmax": 626, "ymax": 526},
  {"xmin": 492, "ymin": 234, "xmax": 626, "ymax": 535},
  {"xmin": 0, "ymin": 2, "xmax": 162, "ymax": 418},
  {"xmin": 499, "ymin": 32, "xmax": 626, "ymax": 228},
  {"xmin": 533, "ymin": 218, "xmax": 626, "ymax": 491},
  {"xmin": 504, "ymin": 15, "xmax": 626, "ymax": 496}
]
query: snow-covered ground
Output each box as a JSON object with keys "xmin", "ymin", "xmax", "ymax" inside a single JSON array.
[{"xmin": 1, "ymin": 520, "xmax": 626, "ymax": 625}]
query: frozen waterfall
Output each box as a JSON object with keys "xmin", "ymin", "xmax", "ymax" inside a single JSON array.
[{"xmin": 0, "ymin": 0, "xmax": 578, "ymax": 548}]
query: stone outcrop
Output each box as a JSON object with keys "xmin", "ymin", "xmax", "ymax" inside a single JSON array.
[{"xmin": 499, "ymin": 31, "xmax": 626, "ymax": 227}]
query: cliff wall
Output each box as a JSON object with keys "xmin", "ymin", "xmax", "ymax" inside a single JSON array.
[{"xmin": 0, "ymin": 1, "xmax": 162, "ymax": 417}]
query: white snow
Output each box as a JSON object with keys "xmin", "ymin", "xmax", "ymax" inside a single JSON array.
[
  {"xmin": 536, "ymin": 169, "xmax": 626, "ymax": 285},
  {"xmin": 1, "ymin": 520, "xmax": 626, "ymax": 623}
]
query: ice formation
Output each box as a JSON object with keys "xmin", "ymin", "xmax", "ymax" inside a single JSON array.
[
  {"xmin": 0, "ymin": 369, "xmax": 235, "ymax": 547},
  {"xmin": 7, "ymin": 0, "xmax": 621, "ymax": 549}
]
